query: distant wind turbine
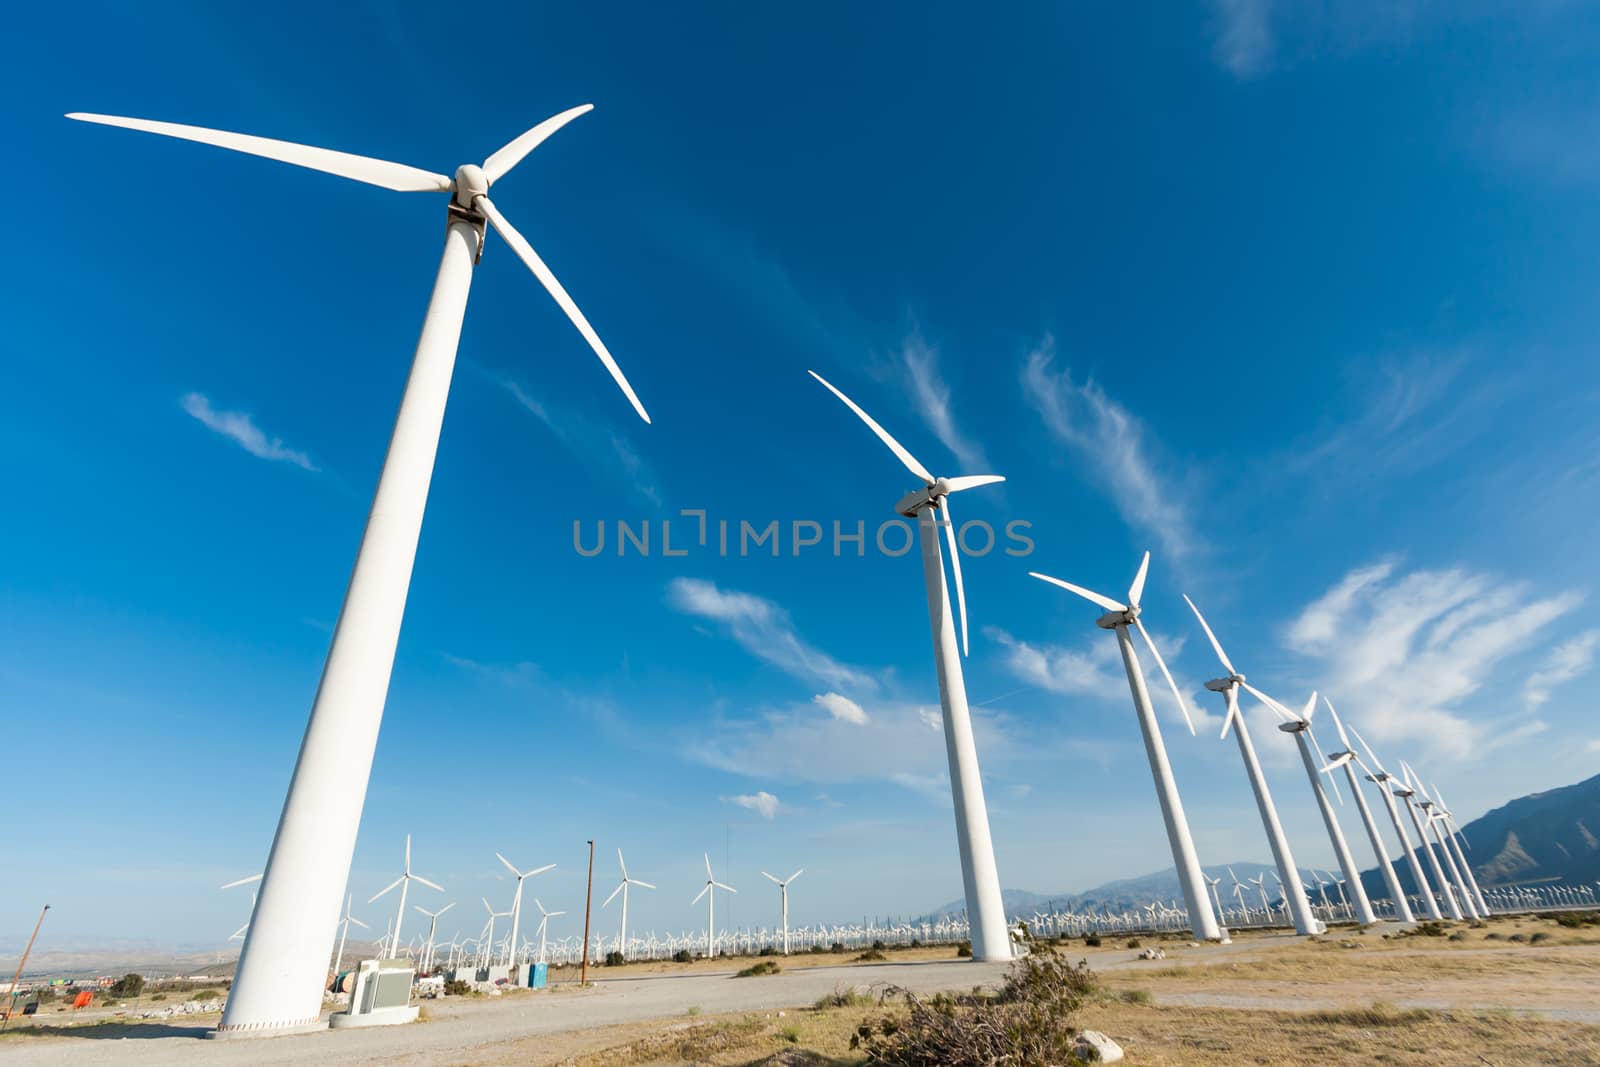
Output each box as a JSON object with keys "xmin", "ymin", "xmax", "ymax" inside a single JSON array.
[
  {"xmin": 1317, "ymin": 700, "xmax": 1414, "ymax": 923},
  {"xmin": 495, "ymin": 852, "xmax": 555, "ymax": 972},
  {"xmin": 1348, "ymin": 726, "xmax": 1442, "ymax": 920},
  {"xmin": 602, "ymin": 850, "xmax": 655, "ymax": 962},
  {"xmin": 368, "ymin": 835, "xmax": 443, "ymax": 958},
  {"xmin": 761, "ymin": 868, "xmax": 804, "ymax": 955},
  {"xmin": 330, "ymin": 894, "xmax": 368, "ymax": 987},
  {"xmin": 692, "ymin": 854, "xmax": 736, "ymax": 958}
]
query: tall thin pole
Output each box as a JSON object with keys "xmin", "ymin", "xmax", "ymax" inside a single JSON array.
[
  {"xmin": 3, "ymin": 905, "xmax": 49, "ymax": 1030},
  {"xmin": 580, "ymin": 841, "xmax": 595, "ymax": 986}
]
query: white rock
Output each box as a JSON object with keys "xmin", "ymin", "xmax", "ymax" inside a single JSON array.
[{"xmin": 1075, "ymin": 1029, "xmax": 1125, "ymax": 1062}]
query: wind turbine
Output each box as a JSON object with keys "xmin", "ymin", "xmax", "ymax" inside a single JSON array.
[
  {"xmin": 1203, "ymin": 873, "xmax": 1227, "ymax": 931},
  {"xmin": 1227, "ymin": 867, "xmax": 1250, "ymax": 921},
  {"xmin": 602, "ymin": 850, "xmax": 655, "ymax": 961},
  {"xmin": 369, "ymin": 835, "xmax": 444, "ymax": 958},
  {"xmin": 1386, "ymin": 761, "xmax": 1462, "ymax": 919},
  {"xmin": 1404, "ymin": 764, "xmax": 1481, "ymax": 920},
  {"xmin": 330, "ymin": 894, "xmax": 368, "ymax": 987},
  {"xmin": 496, "ymin": 852, "xmax": 555, "ymax": 973},
  {"xmin": 69, "ymin": 104, "xmax": 652, "ymax": 1037},
  {"xmin": 761, "ymin": 868, "xmax": 804, "ymax": 955},
  {"xmin": 480, "ymin": 898, "xmax": 513, "ymax": 967},
  {"xmin": 1271, "ymin": 693, "xmax": 1378, "ymax": 925},
  {"xmin": 1185, "ymin": 597, "xmax": 1324, "ymax": 935},
  {"xmin": 1030, "ymin": 553, "xmax": 1220, "ymax": 941},
  {"xmin": 1429, "ymin": 782, "xmax": 1490, "ymax": 914},
  {"xmin": 1316, "ymin": 700, "xmax": 1414, "ymax": 923},
  {"xmin": 533, "ymin": 899, "xmax": 565, "ymax": 964},
  {"xmin": 808, "ymin": 370, "xmax": 1010, "ymax": 961},
  {"xmin": 1349, "ymin": 726, "xmax": 1442, "ymax": 921},
  {"xmin": 414, "ymin": 902, "xmax": 455, "ymax": 974},
  {"xmin": 692, "ymin": 854, "xmax": 736, "ymax": 958},
  {"xmin": 222, "ymin": 874, "xmax": 262, "ymax": 943}
]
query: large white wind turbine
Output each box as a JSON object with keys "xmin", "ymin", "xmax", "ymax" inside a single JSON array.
[
  {"xmin": 414, "ymin": 902, "xmax": 455, "ymax": 974},
  {"xmin": 603, "ymin": 849, "xmax": 655, "ymax": 961},
  {"xmin": 1348, "ymin": 726, "xmax": 1441, "ymax": 920},
  {"xmin": 692, "ymin": 854, "xmax": 736, "ymax": 958},
  {"xmin": 1404, "ymin": 764, "xmax": 1481, "ymax": 920},
  {"xmin": 330, "ymin": 893, "xmax": 368, "ymax": 987},
  {"xmin": 69, "ymin": 104, "xmax": 651, "ymax": 1037},
  {"xmin": 1318, "ymin": 700, "xmax": 1414, "ymax": 923},
  {"xmin": 761, "ymin": 868, "xmax": 804, "ymax": 955},
  {"xmin": 1029, "ymin": 554, "xmax": 1220, "ymax": 941},
  {"xmin": 1386, "ymin": 763, "xmax": 1462, "ymax": 919},
  {"xmin": 1270, "ymin": 693, "xmax": 1378, "ymax": 925},
  {"xmin": 808, "ymin": 370, "xmax": 1010, "ymax": 961},
  {"xmin": 496, "ymin": 852, "xmax": 555, "ymax": 972},
  {"xmin": 533, "ymin": 898, "xmax": 565, "ymax": 964},
  {"xmin": 1428, "ymin": 782, "xmax": 1490, "ymax": 914},
  {"xmin": 369, "ymin": 835, "xmax": 444, "ymax": 959},
  {"xmin": 1184, "ymin": 597, "xmax": 1323, "ymax": 935}
]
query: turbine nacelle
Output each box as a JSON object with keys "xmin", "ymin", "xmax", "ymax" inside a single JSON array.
[
  {"xmin": 1204, "ymin": 672, "xmax": 1244, "ymax": 693},
  {"xmin": 452, "ymin": 163, "xmax": 489, "ymax": 210}
]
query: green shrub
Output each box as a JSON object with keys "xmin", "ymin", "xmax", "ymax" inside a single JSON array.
[
  {"xmin": 149, "ymin": 993, "xmax": 166, "ymax": 1002},
  {"xmin": 1126, "ymin": 938, "xmax": 1141, "ymax": 949},
  {"xmin": 1530, "ymin": 932, "xmax": 1552, "ymax": 944},
  {"xmin": 1554, "ymin": 911, "xmax": 1600, "ymax": 929},
  {"xmin": 672, "ymin": 949, "xmax": 694, "ymax": 963},
  {"xmin": 604, "ymin": 950, "xmax": 625, "ymax": 967},
  {"xmin": 855, "ymin": 949, "xmax": 887, "ymax": 962},
  {"xmin": 831, "ymin": 942, "xmax": 846, "ymax": 954},
  {"xmin": 872, "ymin": 939, "xmax": 887, "ymax": 951},
  {"xmin": 735, "ymin": 961, "xmax": 780, "ymax": 978},
  {"xmin": 815, "ymin": 985, "xmax": 875, "ymax": 1010},
  {"xmin": 956, "ymin": 940, "xmax": 973, "ymax": 958},
  {"xmin": 107, "ymin": 974, "xmax": 145, "ymax": 998},
  {"xmin": 759, "ymin": 946, "xmax": 779, "ymax": 957},
  {"xmin": 1084, "ymin": 934, "xmax": 1101, "ymax": 947},
  {"xmin": 443, "ymin": 978, "xmax": 470, "ymax": 996},
  {"xmin": 780, "ymin": 1024, "xmax": 801, "ymax": 1043},
  {"xmin": 1119, "ymin": 988, "xmax": 1152, "ymax": 1004}
]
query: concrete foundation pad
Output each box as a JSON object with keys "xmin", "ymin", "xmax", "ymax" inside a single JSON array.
[{"xmin": 328, "ymin": 1004, "xmax": 419, "ymax": 1029}]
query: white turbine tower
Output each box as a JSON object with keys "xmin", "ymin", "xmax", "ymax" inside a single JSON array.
[
  {"xmin": 1270, "ymin": 693, "xmax": 1377, "ymax": 925},
  {"xmin": 330, "ymin": 894, "xmax": 369, "ymax": 987},
  {"xmin": 533, "ymin": 899, "xmax": 565, "ymax": 964},
  {"xmin": 1429, "ymin": 782, "xmax": 1490, "ymax": 914},
  {"xmin": 1317, "ymin": 700, "xmax": 1413, "ymax": 923},
  {"xmin": 1387, "ymin": 762, "xmax": 1462, "ymax": 919},
  {"xmin": 1184, "ymin": 596, "xmax": 1323, "ymax": 936},
  {"xmin": 414, "ymin": 902, "xmax": 455, "ymax": 974},
  {"xmin": 761, "ymin": 869, "xmax": 804, "ymax": 955},
  {"xmin": 68, "ymin": 104, "xmax": 651, "ymax": 1037},
  {"xmin": 1030, "ymin": 553, "xmax": 1220, "ymax": 942},
  {"xmin": 692, "ymin": 854, "xmax": 736, "ymax": 958},
  {"xmin": 602, "ymin": 850, "xmax": 656, "ymax": 961},
  {"xmin": 1404, "ymin": 764, "xmax": 1481, "ymax": 920},
  {"xmin": 1348, "ymin": 726, "xmax": 1441, "ymax": 920},
  {"xmin": 495, "ymin": 852, "xmax": 555, "ymax": 972},
  {"xmin": 369, "ymin": 835, "xmax": 444, "ymax": 959},
  {"xmin": 808, "ymin": 370, "xmax": 1011, "ymax": 961}
]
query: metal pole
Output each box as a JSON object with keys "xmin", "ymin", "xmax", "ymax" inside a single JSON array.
[
  {"xmin": 580, "ymin": 840, "xmax": 595, "ymax": 986},
  {"xmin": 3, "ymin": 905, "xmax": 49, "ymax": 1030}
]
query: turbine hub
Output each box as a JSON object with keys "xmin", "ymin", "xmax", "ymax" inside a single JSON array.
[
  {"xmin": 1278, "ymin": 720, "xmax": 1308, "ymax": 733},
  {"xmin": 453, "ymin": 163, "xmax": 488, "ymax": 209}
]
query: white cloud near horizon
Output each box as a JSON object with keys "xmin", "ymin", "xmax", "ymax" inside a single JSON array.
[
  {"xmin": 1022, "ymin": 338, "xmax": 1195, "ymax": 560},
  {"xmin": 668, "ymin": 578, "xmax": 876, "ymax": 692},
  {"xmin": 726, "ymin": 791, "xmax": 780, "ymax": 819},
  {"xmin": 1285, "ymin": 559, "xmax": 1583, "ymax": 759},
  {"xmin": 814, "ymin": 692, "xmax": 869, "ymax": 725},
  {"xmin": 1524, "ymin": 630, "xmax": 1600, "ymax": 709},
  {"xmin": 180, "ymin": 393, "xmax": 317, "ymax": 471}
]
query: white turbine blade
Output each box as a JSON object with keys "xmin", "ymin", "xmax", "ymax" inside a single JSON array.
[
  {"xmin": 1128, "ymin": 551, "xmax": 1151, "ymax": 608},
  {"xmin": 437, "ymin": 902, "xmax": 455, "ymax": 917},
  {"xmin": 1182, "ymin": 595, "xmax": 1236, "ymax": 676},
  {"xmin": 496, "ymin": 852, "xmax": 520, "ymax": 878},
  {"xmin": 414, "ymin": 905, "xmax": 434, "ymax": 917},
  {"xmin": 940, "ymin": 497, "xmax": 970, "ymax": 655},
  {"xmin": 1301, "ymin": 691, "xmax": 1319, "ymax": 723},
  {"xmin": 219, "ymin": 874, "xmax": 262, "ymax": 890},
  {"xmin": 1240, "ymin": 682, "xmax": 1298, "ymax": 723},
  {"xmin": 691, "ymin": 884, "xmax": 710, "ymax": 905},
  {"xmin": 482, "ymin": 104, "xmax": 594, "ymax": 185},
  {"xmin": 603, "ymin": 882, "xmax": 625, "ymax": 907},
  {"xmin": 714, "ymin": 882, "xmax": 737, "ymax": 894},
  {"xmin": 413, "ymin": 874, "xmax": 444, "ymax": 892},
  {"xmin": 535, "ymin": 898, "xmax": 549, "ymax": 916},
  {"xmin": 349, "ymin": 916, "xmax": 369, "ymax": 930},
  {"xmin": 1028, "ymin": 572, "xmax": 1124, "ymax": 614},
  {"xmin": 943, "ymin": 474, "xmax": 1005, "ymax": 493},
  {"xmin": 483, "ymin": 897, "xmax": 495, "ymax": 916},
  {"xmin": 1134, "ymin": 617, "xmax": 1195, "ymax": 735},
  {"xmin": 761, "ymin": 871, "xmax": 782, "ymax": 885},
  {"xmin": 788, "ymin": 869, "xmax": 804, "ymax": 883},
  {"xmin": 1311, "ymin": 733, "xmax": 1343, "ymax": 805},
  {"xmin": 66, "ymin": 113, "xmax": 452, "ymax": 192},
  {"xmin": 806, "ymin": 370, "xmax": 933, "ymax": 484},
  {"xmin": 477, "ymin": 195, "xmax": 650, "ymax": 423},
  {"xmin": 369, "ymin": 876, "xmax": 404, "ymax": 904},
  {"xmin": 526, "ymin": 863, "xmax": 556, "ymax": 878},
  {"xmin": 617, "ymin": 848, "xmax": 628, "ymax": 879},
  {"xmin": 1219, "ymin": 701, "xmax": 1239, "ymax": 740},
  {"xmin": 405, "ymin": 834, "xmax": 412, "ymax": 873},
  {"xmin": 230, "ymin": 922, "xmax": 249, "ymax": 940},
  {"xmin": 1324, "ymin": 697, "xmax": 1353, "ymax": 750},
  {"xmin": 550, "ymin": 910, "xmax": 566, "ymax": 918},
  {"xmin": 1349, "ymin": 725, "xmax": 1388, "ymax": 778},
  {"xmin": 632, "ymin": 879, "xmax": 657, "ymax": 890},
  {"xmin": 705, "ymin": 853, "xmax": 714, "ymax": 879}
]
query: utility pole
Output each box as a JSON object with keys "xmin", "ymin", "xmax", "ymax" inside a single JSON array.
[
  {"xmin": 579, "ymin": 840, "xmax": 595, "ymax": 987},
  {"xmin": 3, "ymin": 905, "xmax": 49, "ymax": 1030}
]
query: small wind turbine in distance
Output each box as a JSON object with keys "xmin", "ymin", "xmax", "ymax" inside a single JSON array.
[
  {"xmin": 603, "ymin": 850, "xmax": 656, "ymax": 962},
  {"xmin": 808, "ymin": 369, "xmax": 1011, "ymax": 962},
  {"xmin": 1403, "ymin": 764, "xmax": 1482, "ymax": 920},
  {"xmin": 1348, "ymin": 725, "xmax": 1441, "ymax": 920},
  {"xmin": 1428, "ymin": 782, "xmax": 1490, "ymax": 915},
  {"xmin": 1269, "ymin": 693, "xmax": 1378, "ymax": 925},
  {"xmin": 1202, "ymin": 873, "xmax": 1227, "ymax": 932},
  {"xmin": 692, "ymin": 854, "xmax": 736, "ymax": 959},
  {"xmin": 368, "ymin": 835, "xmax": 444, "ymax": 959},
  {"xmin": 533, "ymin": 898, "xmax": 565, "ymax": 964},
  {"xmin": 1029, "ymin": 553, "xmax": 1221, "ymax": 942},
  {"xmin": 1184, "ymin": 595, "xmax": 1324, "ymax": 936},
  {"xmin": 330, "ymin": 894, "xmax": 368, "ymax": 988},
  {"xmin": 496, "ymin": 852, "xmax": 555, "ymax": 975},
  {"xmin": 68, "ymin": 103, "xmax": 652, "ymax": 1038},
  {"xmin": 1384, "ymin": 756, "xmax": 1462, "ymax": 919},
  {"xmin": 761, "ymin": 868, "xmax": 804, "ymax": 955},
  {"xmin": 1317, "ymin": 700, "xmax": 1414, "ymax": 923},
  {"xmin": 221, "ymin": 873, "xmax": 262, "ymax": 943},
  {"xmin": 414, "ymin": 902, "xmax": 455, "ymax": 975}
]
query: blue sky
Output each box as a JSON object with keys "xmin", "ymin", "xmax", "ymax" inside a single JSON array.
[{"xmin": 5, "ymin": 2, "xmax": 1600, "ymax": 951}]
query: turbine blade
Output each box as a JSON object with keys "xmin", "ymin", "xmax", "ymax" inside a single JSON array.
[
  {"xmin": 477, "ymin": 195, "xmax": 650, "ymax": 423},
  {"xmin": 1350, "ymin": 724, "xmax": 1387, "ymax": 777},
  {"xmin": 482, "ymin": 104, "xmax": 594, "ymax": 185},
  {"xmin": 369, "ymin": 876, "xmax": 404, "ymax": 904},
  {"xmin": 942, "ymin": 474, "xmax": 1005, "ymax": 493},
  {"xmin": 632, "ymin": 879, "xmax": 657, "ymax": 890},
  {"xmin": 1028, "ymin": 572, "xmax": 1125, "ymax": 614},
  {"xmin": 405, "ymin": 834, "xmax": 412, "ymax": 872},
  {"xmin": 705, "ymin": 853, "xmax": 713, "ymax": 879},
  {"xmin": 788, "ymin": 869, "xmax": 804, "ymax": 883},
  {"xmin": 349, "ymin": 916, "xmax": 369, "ymax": 929},
  {"xmin": 219, "ymin": 874, "xmax": 262, "ymax": 890},
  {"xmin": 66, "ymin": 113, "xmax": 453, "ymax": 192},
  {"xmin": 806, "ymin": 370, "xmax": 933, "ymax": 484},
  {"xmin": 940, "ymin": 497, "xmax": 970, "ymax": 655},
  {"xmin": 496, "ymin": 852, "xmax": 520, "ymax": 878},
  {"xmin": 527, "ymin": 864, "xmax": 556, "ymax": 878},
  {"xmin": 413, "ymin": 874, "xmax": 445, "ymax": 892},
  {"xmin": 1240, "ymin": 682, "xmax": 1298, "ymax": 722},
  {"xmin": 691, "ymin": 884, "xmax": 710, "ymax": 905},
  {"xmin": 438, "ymin": 902, "xmax": 456, "ymax": 916},
  {"xmin": 618, "ymin": 848, "xmax": 628, "ymax": 879},
  {"xmin": 1181, "ymin": 595, "xmax": 1236, "ymax": 676},
  {"xmin": 1219, "ymin": 701, "xmax": 1239, "ymax": 740},
  {"xmin": 715, "ymin": 882, "xmax": 737, "ymax": 893},
  {"xmin": 1324, "ymin": 697, "xmax": 1353, "ymax": 750},
  {"xmin": 603, "ymin": 882, "xmax": 624, "ymax": 907},
  {"xmin": 1128, "ymin": 551, "xmax": 1150, "ymax": 608},
  {"xmin": 1135, "ymin": 617, "xmax": 1195, "ymax": 735},
  {"xmin": 761, "ymin": 871, "xmax": 782, "ymax": 885},
  {"xmin": 1302, "ymin": 691, "xmax": 1319, "ymax": 723}
]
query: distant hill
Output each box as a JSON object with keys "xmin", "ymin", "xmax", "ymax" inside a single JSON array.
[
  {"xmin": 1358, "ymin": 770, "xmax": 1600, "ymax": 901},
  {"xmin": 925, "ymin": 862, "xmax": 1323, "ymax": 921}
]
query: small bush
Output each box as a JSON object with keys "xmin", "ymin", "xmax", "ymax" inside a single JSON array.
[
  {"xmin": 1485, "ymin": 932, "xmax": 1503, "ymax": 940},
  {"xmin": 1509, "ymin": 933, "xmax": 1528, "ymax": 943},
  {"xmin": 1126, "ymin": 938, "xmax": 1141, "ymax": 949},
  {"xmin": 1084, "ymin": 934, "xmax": 1102, "ymax": 947},
  {"xmin": 956, "ymin": 941, "xmax": 973, "ymax": 958},
  {"xmin": 604, "ymin": 950, "xmax": 625, "ymax": 967},
  {"xmin": 1415, "ymin": 921, "xmax": 1449, "ymax": 937},
  {"xmin": 1448, "ymin": 932, "xmax": 1467, "ymax": 942},
  {"xmin": 443, "ymin": 979, "xmax": 470, "ymax": 996},
  {"xmin": 1530, "ymin": 932, "xmax": 1552, "ymax": 944},
  {"xmin": 672, "ymin": 949, "xmax": 694, "ymax": 964},
  {"xmin": 107, "ymin": 974, "xmax": 145, "ymax": 998},
  {"xmin": 759, "ymin": 946, "xmax": 779, "ymax": 957},
  {"xmin": 735, "ymin": 961, "xmax": 780, "ymax": 978},
  {"xmin": 910, "ymin": 938, "xmax": 922, "ymax": 948},
  {"xmin": 816, "ymin": 985, "xmax": 875, "ymax": 1010},
  {"xmin": 855, "ymin": 949, "xmax": 887, "ymax": 962},
  {"xmin": 188, "ymin": 988, "xmax": 219, "ymax": 1001},
  {"xmin": 149, "ymin": 993, "xmax": 166, "ymax": 1002},
  {"xmin": 1119, "ymin": 988, "xmax": 1152, "ymax": 1004},
  {"xmin": 686, "ymin": 1005, "xmax": 701, "ymax": 1016},
  {"xmin": 872, "ymin": 939, "xmax": 887, "ymax": 952},
  {"xmin": 780, "ymin": 1024, "xmax": 801, "ymax": 1043},
  {"xmin": 1554, "ymin": 911, "xmax": 1600, "ymax": 929},
  {"xmin": 831, "ymin": 942, "xmax": 846, "ymax": 954}
]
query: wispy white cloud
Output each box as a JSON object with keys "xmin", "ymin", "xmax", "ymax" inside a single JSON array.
[
  {"xmin": 986, "ymin": 625, "xmax": 1123, "ymax": 698},
  {"xmin": 496, "ymin": 376, "xmax": 661, "ymax": 504},
  {"xmin": 889, "ymin": 329, "xmax": 988, "ymax": 471},
  {"xmin": 725, "ymin": 791, "xmax": 780, "ymax": 819},
  {"xmin": 1285, "ymin": 560, "xmax": 1583, "ymax": 758},
  {"xmin": 1022, "ymin": 337, "xmax": 1195, "ymax": 559},
  {"xmin": 1524, "ymin": 630, "xmax": 1600, "ymax": 709},
  {"xmin": 1211, "ymin": 0, "xmax": 1274, "ymax": 78},
  {"xmin": 813, "ymin": 692, "xmax": 868, "ymax": 725},
  {"xmin": 180, "ymin": 393, "xmax": 317, "ymax": 471},
  {"xmin": 668, "ymin": 578, "xmax": 876, "ymax": 692}
]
